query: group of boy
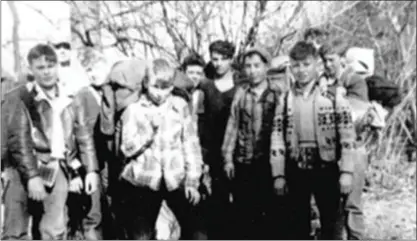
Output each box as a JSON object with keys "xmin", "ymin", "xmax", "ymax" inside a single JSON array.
[{"xmin": 1, "ymin": 27, "xmax": 400, "ymax": 240}]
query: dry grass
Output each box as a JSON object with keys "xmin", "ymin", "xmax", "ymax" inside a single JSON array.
[{"xmin": 364, "ymin": 159, "xmax": 416, "ymax": 240}]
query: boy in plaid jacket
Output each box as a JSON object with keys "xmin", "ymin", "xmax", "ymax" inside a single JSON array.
[{"xmin": 118, "ymin": 58, "xmax": 205, "ymax": 240}]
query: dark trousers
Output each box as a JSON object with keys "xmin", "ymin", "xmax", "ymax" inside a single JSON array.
[
  {"xmin": 201, "ymin": 171, "xmax": 233, "ymax": 240},
  {"xmin": 66, "ymin": 166, "xmax": 104, "ymax": 240},
  {"xmin": 287, "ymin": 162, "xmax": 341, "ymax": 240},
  {"xmin": 67, "ymin": 189, "xmax": 103, "ymax": 240},
  {"xmin": 231, "ymin": 162, "xmax": 286, "ymax": 240},
  {"xmin": 119, "ymin": 180, "xmax": 206, "ymax": 240}
]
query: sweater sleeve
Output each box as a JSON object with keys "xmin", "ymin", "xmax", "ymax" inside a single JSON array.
[
  {"xmin": 335, "ymin": 92, "xmax": 357, "ymax": 173},
  {"xmin": 270, "ymin": 93, "xmax": 287, "ymax": 178}
]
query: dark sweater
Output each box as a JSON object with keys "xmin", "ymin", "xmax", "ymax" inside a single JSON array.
[{"xmin": 199, "ymin": 77, "xmax": 244, "ymax": 175}]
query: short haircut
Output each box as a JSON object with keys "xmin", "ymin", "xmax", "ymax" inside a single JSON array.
[
  {"xmin": 145, "ymin": 58, "xmax": 175, "ymax": 87},
  {"xmin": 209, "ymin": 40, "xmax": 235, "ymax": 59},
  {"xmin": 181, "ymin": 53, "xmax": 205, "ymax": 72},
  {"xmin": 303, "ymin": 27, "xmax": 329, "ymax": 41},
  {"xmin": 318, "ymin": 38, "xmax": 349, "ymax": 59},
  {"xmin": 289, "ymin": 41, "xmax": 318, "ymax": 61},
  {"xmin": 27, "ymin": 44, "xmax": 57, "ymax": 65},
  {"xmin": 79, "ymin": 47, "xmax": 107, "ymax": 69}
]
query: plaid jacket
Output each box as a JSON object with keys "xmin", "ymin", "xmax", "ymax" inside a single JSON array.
[
  {"xmin": 120, "ymin": 94, "xmax": 203, "ymax": 191},
  {"xmin": 222, "ymin": 82, "xmax": 284, "ymax": 177}
]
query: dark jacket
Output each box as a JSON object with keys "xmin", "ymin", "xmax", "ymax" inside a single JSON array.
[
  {"xmin": 12, "ymin": 83, "xmax": 99, "ymax": 174},
  {"xmin": 1, "ymin": 92, "xmax": 39, "ymax": 183}
]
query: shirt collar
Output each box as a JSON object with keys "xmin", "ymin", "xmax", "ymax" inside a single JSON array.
[
  {"xmin": 247, "ymin": 79, "xmax": 269, "ymax": 101},
  {"xmin": 293, "ymin": 79, "xmax": 317, "ymax": 98},
  {"xmin": 32, "ymin": 81, "xmax": 61, "ymax": 102}
]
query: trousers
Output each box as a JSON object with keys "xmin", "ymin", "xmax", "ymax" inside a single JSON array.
[
  {"xmin": 2, "ymin": 166, "xmax": 69, "ymax": 240},
  {"xmin": 287, "ymin": 161, "xmax": 342, "ymax": 240},
  {"xmin": 335, "ymin": 146, "xmax": 367, "ymax": 240},
  {"xmin": 118, "ymin": 180, "xmax": 206, "ymax": 240}
]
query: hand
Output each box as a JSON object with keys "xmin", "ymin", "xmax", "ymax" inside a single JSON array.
[
  {"xmin": 273, "ymin": 177, "xmax": 286, "ymax": 196},
  {"xmin": 339, "ymin": 172, "xmax": 353, "ymax": 195},
  {"xmin": 69, "ymin": 177, "xmax": 84, "ymax": 193},
  {"xmin": 85, "ymin": 172, "xmax": 100, "ymax": 195},
  {"xmin": 28, "ymin": 176, "xmax": 47, "ymax": 201},
  {"xmin": 185, "ymin": 186, "xmax": 200, "ymax": 205},
  {"xmin": 224, "ymin": 163, "xmax": 235, "ymax": 180}
]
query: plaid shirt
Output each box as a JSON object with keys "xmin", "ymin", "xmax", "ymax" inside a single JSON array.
[
  {"xmin": 222, "ymin": 82, "xmax": 284, "ymax": 176},
  {"xmin": 120, "ymin": 94, "xmax": 203, "ymax": 191}
]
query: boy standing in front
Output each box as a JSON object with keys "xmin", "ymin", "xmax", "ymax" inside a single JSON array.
[
  {"xmin": 118, "ymin": 58, "xmax": 205, "ymax": 240},
  {"xmin": 222, "ymin": 46, "xmax": 286, "ymax": 239},
  {"xmin": 280, "ymin": 41, "xmax": 356, "ymax": 239}
]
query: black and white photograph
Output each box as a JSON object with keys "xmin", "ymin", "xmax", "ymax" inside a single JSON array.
[{"xmin": 1, "ymin": 1, "xmax": 416, "ymax": 240}]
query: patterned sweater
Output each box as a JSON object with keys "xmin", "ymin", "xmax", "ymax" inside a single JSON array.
[{"xmin": 272, "ymin": 81, "xmax": 357, "ymax": 175}]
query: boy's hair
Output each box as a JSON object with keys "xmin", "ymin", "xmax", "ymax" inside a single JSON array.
[
  {"xmin": 303, "ymin": 27, "xmax": 329, "ymax": 41},
  {"xmin": 209, "ymin": 40, "xmax": 235, "ymax": 59},
  {"xmin": 79, "ymin": 47, "xmax": 107, "ymax": 69},
  {"xmin": 145, "ymin": 58, "xmax": 175, "ymax": 87},
  {"xmin": 318, "ymin": 38, "xmax": 350, "ymax": 59},
  {"xmin": 27, "ymin": 44, "xmax": 57, "ymax": 65},
  {"xmin": 181, "ymin": 53, "xmax": 206, "ymax": 72},
  {"xmin": 289, "ymin": 41, "xmax": 318, "ymax": 61}
]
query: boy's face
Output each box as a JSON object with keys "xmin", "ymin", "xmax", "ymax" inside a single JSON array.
[
  {"xmin": 290, "ymin": 55, "xmax": 318, "ymax": 85},
  {"xmin": 243, "ymin": 54, "xmax": 268, "ymax": 86},
  {"xmin": 185, "ymin": 64, "xmax": 204, "ymax": 87},
  {"xmin": 210, "ymin": 51, "xmax": 232, "ymax": 76},
  {"xmin": 30, "ymin": 56, "xmax": 59, "ymax": 89},
  {"xmin": 54, "ymin": 42, "xmax": 71, "ymax": 64},
  {"xmin": 86, "ymin": 60, "xmax": 110, "ymax": 87},
  {"xmin": 322, "ymin": 53, "xmax": 344, "ymax": 78},
  {"xmin": 147, "ymin": 75, "xmax": 174, "ymax": 105}
]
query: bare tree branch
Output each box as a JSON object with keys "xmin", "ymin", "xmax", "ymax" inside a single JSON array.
[{"xmin": 7, "ymin": 1, "xmax": 21, "ymax": 74}]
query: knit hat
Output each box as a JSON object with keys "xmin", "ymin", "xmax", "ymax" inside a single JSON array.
[{"xmin": 243, "ymin": 46, "xmax": 272, "ymax": 64}]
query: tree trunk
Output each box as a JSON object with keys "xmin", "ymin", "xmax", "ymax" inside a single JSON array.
[{"xmin": 7, "ymin": 1, "xmax": 21, "ymax": 76}]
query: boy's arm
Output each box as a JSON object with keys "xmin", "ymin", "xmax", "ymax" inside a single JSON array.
[
  {"xmin": 221, "ymin": 88, "xmax": 242, "ymax": 166},
  {"xmin": 270, "ymin": 94, "xmax": 286, "ymax": 178},
  {"xmin": 70, "ymin": 97, "xmax": 99, "ymax": 173},
  {"xmin": 335, "ymin": 94, "xmax": 357, "ymax": 174},
  {"xmin": 181, "ymin": 102, "xmax": 203, "ymax": 189},
  {"xmin": 120, "ymin": 104, "xmax": 155, "ymax": 158}
]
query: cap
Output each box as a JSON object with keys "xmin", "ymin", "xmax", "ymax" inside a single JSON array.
[
  {"xmin": 243, "ymin": 45, "xmax": 272, "ymax": 64},
  {"xmin": 269, "ymin": 55, "xmax": 290, "ymax": 73}
]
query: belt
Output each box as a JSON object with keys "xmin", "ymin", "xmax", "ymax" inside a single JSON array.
[{"xmin": 295, "ymin": 146, "xmax": 335, "ymax": 170}]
